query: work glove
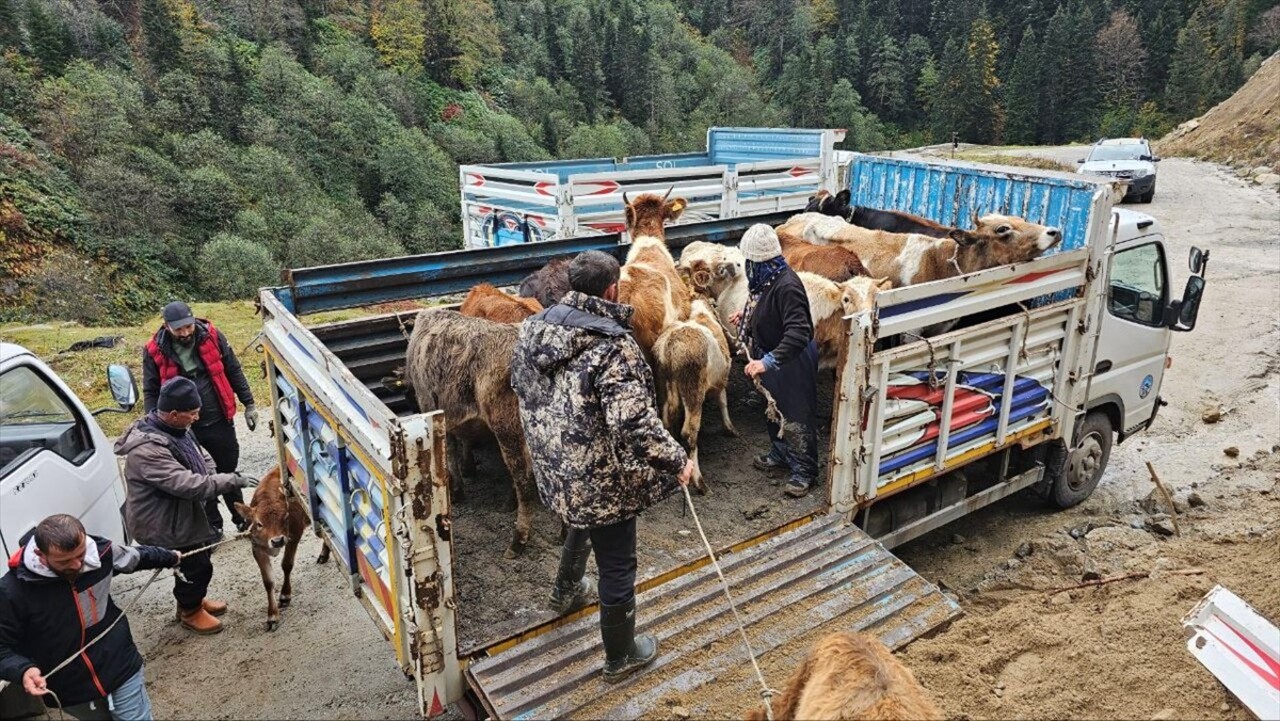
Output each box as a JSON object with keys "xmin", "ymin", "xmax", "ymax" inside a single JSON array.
[
  {"xmin": 245, "ymin": 404, "xmax": 258, "ymax": 432},
  {"xmin": 234, "ymin": 474, "xmax": 260, "ymax": 489}
]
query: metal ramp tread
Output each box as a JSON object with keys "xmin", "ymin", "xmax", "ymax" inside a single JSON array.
[{"xmin": 465, "ymin": 514, "xmax": 961, "ymax": 719}]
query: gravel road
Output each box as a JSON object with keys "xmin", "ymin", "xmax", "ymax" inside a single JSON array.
[{"xmin": 125, "ymin": 148, "xmax": 1278, "ymax": 720}]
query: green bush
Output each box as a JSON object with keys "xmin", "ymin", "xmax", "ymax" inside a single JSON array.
[{"xmin": 197, "ymin": 233, "xmax": 278, "ymax": 299}]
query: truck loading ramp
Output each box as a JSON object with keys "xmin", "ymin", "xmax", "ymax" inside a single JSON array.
[{"xmin": 465, "ymin": 513, "xmax": 962, "ymax": 719}]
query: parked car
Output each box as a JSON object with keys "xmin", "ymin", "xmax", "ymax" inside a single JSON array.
[{"xmin": 1077, "ymin": 137, "xmax": 1160, "ymax": 203}]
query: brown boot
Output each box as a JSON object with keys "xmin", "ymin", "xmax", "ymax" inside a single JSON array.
[
  {"xmin": 179, "ymin": 607, "xmax": 224, "ymax": 635},
  {"xmin": 174, "ymin": 599, "xmax": 228, "ymax": 620}
]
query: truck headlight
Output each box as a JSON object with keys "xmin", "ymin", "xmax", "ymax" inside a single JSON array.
[{"xmin": 1131, "ymin": 169, "xmax": 1149, "ymax": 178}]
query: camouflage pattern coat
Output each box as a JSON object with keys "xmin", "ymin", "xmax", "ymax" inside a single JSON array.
[{"xmin": 511, "ymin": 291, "xmax": 688, "ymax": 529}]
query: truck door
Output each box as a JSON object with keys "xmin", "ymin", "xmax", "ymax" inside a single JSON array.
[
  {"xmin": 1091, "ymin": 239, "xmax": 1172, "ymax": 435},
  {"xmin": 0, "ymin": 362, "xmax": 125, "ymax": 563}
]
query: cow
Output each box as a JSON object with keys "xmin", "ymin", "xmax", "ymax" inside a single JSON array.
[
  {"xmin": 404, "ymin": 308, "xmax": 535, "ymax": 558},
  {"xmin": 518, "ymin": 256, "xmax": 571, "ymax": 309},
  {"xmin": 779, "ymin": 230, "xmax": 868, "ymax": 281},
  {"xmin": 233, "ymin": 467, "xmax": 322, "ymax": 631},
  {"xmin": 653, "ymin": 299, "xmax": 737, "ymax": 494},
  {"xmin": 798, "ymin": 272, "xmax": 894, "ymax": 368},
  {"xmin": 618, "ymin": 191, "xmax": 692, "ymax": 357},
  {"xmin": 746, "ymin": 632, "xmax": 944, "ymax": 721},
  {"xmin": 806, "ymin": 189, "xmax": 954, "ymax": 239},
  {"xmin": 461, "ymin": 283, "xmax": 543, "ymax": 323},
  {"xmin": 777, "ymin": 212, "xmax": 1061, "ymax": 288},
  {"xmin": 677, "ymin": 242, "xmax": 747, "ymax": 330}
]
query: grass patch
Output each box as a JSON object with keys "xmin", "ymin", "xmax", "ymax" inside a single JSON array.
[
  {"xmin": 953, "ymin": 152, "xmax": 1076, "ymax": 173},
  {"xmin": 0, "ymin": 300, "xmax": 377, "ymax": 437}
]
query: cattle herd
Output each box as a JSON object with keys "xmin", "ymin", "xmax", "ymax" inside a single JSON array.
[{"xmin": 385, "ymin": 189, "xmax": 1062, "ymax": 560}]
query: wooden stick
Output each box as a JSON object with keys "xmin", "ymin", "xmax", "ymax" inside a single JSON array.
[
  {"xmin": 1046, "ymin": 567, "xmax": 1207, "ymax": 595},
  {"xmin": 1145, "ymin": 460, "xmax": 1181, "ymax": 537}
]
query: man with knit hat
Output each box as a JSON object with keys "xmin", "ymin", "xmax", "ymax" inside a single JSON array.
[
  {"xmin": 115, "ymin": 377, "xmax": 259, "ymax": 634},
  {"xmin": 731, "ymin": 224, "xmax": 821, "ymax": 498},
  {"xmin": 142, "ymin": 301, "xmax": 257, "ymax": 536}
]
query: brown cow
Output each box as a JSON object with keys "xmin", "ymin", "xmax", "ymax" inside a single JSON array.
[
  {"xmin": 798, "ymin": 272, "xmax": 894, "ymax": 368},
  {"xmin": 233, "ymin": 467, "xmax": 320, "ymax": 631},
  {"xmin": 461, "ymin": 283, "xmax": 543, "ymax": 323},
  {"xmin": 518, "ymin": 257, "xmax": 571, "ymax": 309},
  {"xmin": 778, "ymin": 212, "xmax": 1060, "ymax": 287},
  {"xmin": 779, "ymin": 230, "xmax": 867, "ymax": 281},
  {"xmin": 404, "ymin": 308, "xmax": 535, "ymax": 558},
  {"xmin": 618, "ymin": 191, "xmax": 692, "ymax": 356},
  {"xmin": 653, "ymin": 299, "xmax": 737, "ymax": 494},
  {"xmin": 746, "ymin": 632, "xmax": 944, "ymax": 721}
]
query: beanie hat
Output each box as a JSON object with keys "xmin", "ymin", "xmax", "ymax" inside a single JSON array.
[
  {"xmin": 740, "ymin": 224, "xmax": 783, "ymax": 262},
  {"xmin": 158, "ymin": 377, "xmax": 201, "ymax": 412}
]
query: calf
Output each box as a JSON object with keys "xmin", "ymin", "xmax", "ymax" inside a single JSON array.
[
  {"xmin": 653, "ymin": 299, "xmax": 737, "ymax": 493},
  {"xmin": 677, "ymin": 242, "xmax": 747, "ymax": 330},
  {"xmin": 404, "ymin": 309, "xmax": 535, "ymax": 558},
  {"xmin": 779, "ymin": 230, "xmax": 867, "ymax": 281},
  {"xmin": 461, "ymin": 283, "xmax": 543, "ymax": 323},
  {"xmin": 798, "ymin": 272, "xmax": 893, "ymax": 368},
  {"xmin": 619, "ymin": 191, "xmax": 692, "ymax": 356},
  {"xmin": 747, "ymin": 632, "xmax": 943, "ymax": 721},
  {"xmin": 518, "ymin": 257, "xmax": 571, "ymax": 308},
  {"xmin": 233, "ymin": 467, "xmax": 316, "ymax": 631},
  {"xmin": 807, "ymin": 189, "xmax": 954, "ymax": 238}
]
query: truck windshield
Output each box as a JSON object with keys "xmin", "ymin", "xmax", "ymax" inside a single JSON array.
[
  {"xmin": 1088, "ymin": 145, "xmax": 1146, "ymax": 161},
  {"xmin": 0, "ymin": 366, "xmax": 87, "ymax": 476}
]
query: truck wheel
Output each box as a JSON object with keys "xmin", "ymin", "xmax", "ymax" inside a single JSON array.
[{"xmin": 1048, "ymin": 412, "xmax": 1113, "ymax": 508}]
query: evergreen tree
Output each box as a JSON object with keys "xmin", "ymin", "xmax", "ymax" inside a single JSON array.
[
  {"xmin": 867, "ymin": 35, "xmax": 905, "ymax": 120},
  {"xmin": 0, "ymin": 0, "xmax": 21, "ymax": 51},
  {"xmin": 24, "ymin": 0, "xmax": 74, "ymax": 74},
  {"xmin": 143, "ymin": 0, "xmax": 184, "ymax": 73},
  {"xmin": 1164, "ymin": 8, "xmax": 1213, "ymax": 118},
  {"xmin": 1095, "ymin": 9, "xmax": 1147, "ymax": 112},
  {"xmin": 962, "ymin": 15, "xmax": 1002, "ymax": 143},
  {"xmin": 1004, "ymin": 27, "xmax": 1042, "ymax": 145}
]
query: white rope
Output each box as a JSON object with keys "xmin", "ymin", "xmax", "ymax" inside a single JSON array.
[{"xmin": 681, "ymin": 485, "xmax": 777, "ymax": 721}]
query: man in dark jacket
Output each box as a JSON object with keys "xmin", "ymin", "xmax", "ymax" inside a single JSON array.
[
  {"xmin": 733, "ymin": 224, "xmax": 821, "ymax": 498},
  {"xmin": 142, "ymin": 301, "xmax": 257, "ymax": 534},
  {"xmin": 511, "ymin": 250, "xmax": 695, "ymax": 684},
  {"xmin": 115, "ymin": 377, "xmax": 257, "ymax": 635},
  {"xmin": 0, "ymin": 514, "xmax": 180, "ymax": 720}
]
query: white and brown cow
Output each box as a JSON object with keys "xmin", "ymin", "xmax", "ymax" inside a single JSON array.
[
  {"xmin": 798, "ymin": 272, "xmax": 894, "ymax": 368},
  {"xmin": 618, "ymin": 191, "xmax": 692, "ymax": 358}
]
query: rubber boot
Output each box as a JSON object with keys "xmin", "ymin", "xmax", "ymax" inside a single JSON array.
[
  {"xmin": 599, "ymin": 599, "xmax": 658, "ymax": 683},
  {"xmin": 174, "ymin": 599, "xmax": 228, "ymax": 620},
  {"xmin": 179, "ymin": 606, "xmax": 224, "ymax": 635},
  {"xmin": 548, "ymin": 530, "xmax": 593, "ymax": 615}
]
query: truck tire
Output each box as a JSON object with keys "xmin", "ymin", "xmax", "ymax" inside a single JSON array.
[
  {"xmin": 1047, "ymin": 411, "xmax": 1113, "ymax": 508},
  {"xmin": 1140, "ymin": 188, "xmax": 1155, "ymax": 203}
]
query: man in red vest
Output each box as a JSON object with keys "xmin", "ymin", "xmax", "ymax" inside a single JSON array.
[{"xmin": 142, "ymin": 301, "xmax": 257, "ymax": 535}]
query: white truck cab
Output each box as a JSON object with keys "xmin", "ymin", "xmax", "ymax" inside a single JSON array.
[
  {"xmin": 0, "ymin": 343, "xmax": 139, "ymax": 572},
  {"xmin": 1048, "ymin": 208, "xmax": 1208, "ymax": 506}
]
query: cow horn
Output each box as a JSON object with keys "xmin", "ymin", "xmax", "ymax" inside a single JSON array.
[
  {"xmin": 661, "ymin": 186, "xmax": 674, "ymax": 202},
  {"xmin": 622, "ymin": 190, "xmax": 631, "ymax": 206}
]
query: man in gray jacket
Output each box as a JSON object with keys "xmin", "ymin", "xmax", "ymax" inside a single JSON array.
[{"xmin": 115, "ymin": 377, "xmax": 257, "ymax": 635}]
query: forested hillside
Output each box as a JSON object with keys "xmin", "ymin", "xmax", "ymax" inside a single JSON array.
[{"xmin": 1, "ymin": 0, "xmax": 1276, "ymax": 322}]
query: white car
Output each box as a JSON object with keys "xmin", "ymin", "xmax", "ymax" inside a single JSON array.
[{"xmin": 1077, "ymin": 138, "xmax": 1160, "ymax": 203}]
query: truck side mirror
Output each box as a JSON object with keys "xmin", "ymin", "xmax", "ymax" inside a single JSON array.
[
  {"xmin": 1168, "ymin": 275, "xmax": 1206, "ymax": 332},
  {"xmin": 1188, "ymin": 246, "xmax": 1209, "ymax": 275},
  {"xmin": 1076, "ymin": 158, "xmax": 1085, "ymax": 164},
  {"xmin": 107, "ymin": 364, "xmax": 138, "ymax": 410}
]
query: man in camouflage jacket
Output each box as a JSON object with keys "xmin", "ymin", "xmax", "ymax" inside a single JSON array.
[{"xmin": 511, "ymin": 250, "xmax": 695, "ymax": 684}]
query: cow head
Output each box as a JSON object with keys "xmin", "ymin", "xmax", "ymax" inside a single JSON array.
[
  {"xmin": 623, "ymin": 190, "xmax": 687, "ymax": 239},
  {"xmin": 233, "ymin": 472, "xmax": 290, "ymax": 558},
  {"xmin": 973, "ymin": 213, "xmax": 1063, "ymax": 261},
  {"xmin": 805, "ymin": 189, "xmax": 854, "ymax": 221},
  {"xmin": 840, "ymin": 276, "xmax": 893, "ymax": 316},
  {"xmin": 381, "ymin": 367, "xmax": 419, "ymax": 411}
]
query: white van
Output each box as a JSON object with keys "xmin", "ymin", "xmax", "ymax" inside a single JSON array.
[{"xmin": 0, "ymin": 343, "xmax": 138, "ymax": 571}]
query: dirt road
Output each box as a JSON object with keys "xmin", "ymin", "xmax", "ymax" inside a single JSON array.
[{"xmin": 125, "ymin": 148, "xmax": 1277, "ymax": 720}]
